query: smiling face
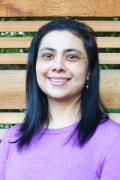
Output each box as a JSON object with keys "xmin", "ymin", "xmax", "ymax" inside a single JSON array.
[{"xmin": 36, "ymin": 30, "xmax": 89, "ymax": 101}]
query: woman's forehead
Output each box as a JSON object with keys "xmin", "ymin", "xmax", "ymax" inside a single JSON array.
[{"xmin": 39, "ymin": 30, "xmax": 86, "ymax": 54}]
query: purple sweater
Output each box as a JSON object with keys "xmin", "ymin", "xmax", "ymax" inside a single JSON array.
[{"xmin": 0, "ymin": 118, "xmax": 120, "ymax": 180}]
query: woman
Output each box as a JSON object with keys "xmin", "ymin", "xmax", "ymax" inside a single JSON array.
[{"xmin": 0, "ymin": 17, "xmax": 120, "ymax": 180}]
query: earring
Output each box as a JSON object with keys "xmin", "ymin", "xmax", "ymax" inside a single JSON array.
[
  {"xmin": 86, "ymin": 80, "xmax": 89, "ymax": 89},
  {"xmin": 86, "ymin": 73, "xmax": 90, "ymax": 89}
]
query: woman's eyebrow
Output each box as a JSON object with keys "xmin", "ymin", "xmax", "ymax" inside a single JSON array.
[
  {"xmin": 40, "ymin": 47, "xmax": 83, "ymax": 55},
  {"xmin": 64, "ymin": 48, "xmax": 83, "ymax": 55},
  {"xmin": 40, "ymin": 47, "xmax": 55, "ymax": 52}
]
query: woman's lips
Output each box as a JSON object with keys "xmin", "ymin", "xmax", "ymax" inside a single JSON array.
[{"xmin": 48, "ymin": 77, "xmax": 70, "ymax": 87}]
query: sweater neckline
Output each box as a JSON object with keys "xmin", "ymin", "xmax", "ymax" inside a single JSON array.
[{"xmin": 41, "ymin": 120, "xmax": 79, "ymax": 134}]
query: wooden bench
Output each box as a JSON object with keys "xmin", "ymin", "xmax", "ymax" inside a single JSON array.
[{"xmin": 0, "ymin": 0, "xmax": 120, "ymax": 140}]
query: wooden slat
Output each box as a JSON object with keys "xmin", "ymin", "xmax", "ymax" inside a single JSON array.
[
  {"xmin": 0, "ymin": 113, "xmax": 120, "ymax": 140},
  {"xmin": 98, "ymin": 37, "xmax": 120, "ymax": 48},
  {"xmin": 0, "ymin": 37, "xmax": 31, "ymax": 48},
  {"xmin": 83, "ymin": 21, "xmax": 120, "ymax": 32},
  {"xmin": 0, "ymin": 70, "xmax": 26, "ymax": 109},
  {"xmin": 0, "ymin": 113, "xmax": 24, "ymax": 123},
  {"xmin": 0, "ymin": 0, "xmax": 120, "ymax": 17},
  {"xmin": 0, "ymin": 21, "xmax": 120, "ymax": 32},
  {"xmin": 109, "ymin": 113, "xmax": 120, "ymax": 122},
  {"xmin": 100, "ymin": 70, "xmax": 120, "ymax": 108},
  {"xmin": 0, "ymin": 37, "xmax": 120, "ymax": 48},
  {"xmin": 0, "ymin": 21, "xmax": 48, "ymax": 32},
  {"xmin": 0, "ymin": 53, "xmax": 120, "ymax": 65},
  {"xmin": 0, "ymin": 113, "xmax": 119, "ymax": 124},
  {"xmin": 0, "ymin": 70, "xmax": 120, "ymax": 109},
  {"xmin": 0, "ymin": 53, "xmax": 28, "ymax": 64},
  {"xmin": 99, "ymin": 53, "xmax": 120, "ymax": 64}
]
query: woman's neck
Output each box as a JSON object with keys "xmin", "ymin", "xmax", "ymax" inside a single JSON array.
[{"xmin": 47, "ymin": 97, "xmax": 81, "ymax": 128}]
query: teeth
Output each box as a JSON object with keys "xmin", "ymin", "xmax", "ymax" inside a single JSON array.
[{"xmin": 50, "ymin": 78, "xmax": 68, "ymax": 82}]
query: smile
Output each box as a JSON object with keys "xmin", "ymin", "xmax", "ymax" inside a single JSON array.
[{"xmin": 48, "ymin": 77, "xmax": 70, "ymax": 87}]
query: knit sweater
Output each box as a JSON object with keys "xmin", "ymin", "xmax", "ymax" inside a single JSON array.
[{"xmin": 0, "ymin": 118, "xmax": 120, "ymax": 180}]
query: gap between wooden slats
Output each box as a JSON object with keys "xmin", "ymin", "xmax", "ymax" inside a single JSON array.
[
  {"xmin": 0, "ymin": 70, "xmax": 120, "ymax": 109},
  {"xmin": 0, "ymin": 37, "xmax": 120, "ymax": 48},
  {"xmin": 0, "ymin": 53, "xmax": 120, "ymax": 64},
  {"xmin": 0, "ymin": 21, "xmax": 120, "ymax": 32}
]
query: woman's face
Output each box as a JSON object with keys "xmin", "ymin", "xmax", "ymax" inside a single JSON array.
[{"xmin": 36, "ymin": 30, "xmax": 89, "ymax": 101}]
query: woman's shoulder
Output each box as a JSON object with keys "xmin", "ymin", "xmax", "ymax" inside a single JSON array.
[
  {"xmin": 86, "ymin": 118, "xmax": 120, "ymax": 158},
  {"xmin": 99, "ymin": 118, "xmax": 120, "ymax": 133},
  {"xmin": 3, "ymin": 123, "xmax": 22, "ymax": 142},
  {"xmin": 0, "ymin": 124, "xmax": 22, "ymax": 155},
  {"xmin": 95, "ymin": 118, "xmax": 120, "ymax": 144}
]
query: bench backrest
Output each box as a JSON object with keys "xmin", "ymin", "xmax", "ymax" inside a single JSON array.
[{"xmin": 0, "ymin": 0, "xmax": 120, "ymax": 140}]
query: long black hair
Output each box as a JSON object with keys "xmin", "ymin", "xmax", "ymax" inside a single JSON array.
[{"xmin": 12, "ymin": 17, "xmax": 109, "ymax": 151}]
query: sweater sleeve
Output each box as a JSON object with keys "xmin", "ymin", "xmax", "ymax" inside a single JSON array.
[
  {"xmin": 0, "ymin": 125, "xmax": 21, "ymax": 180},
  {"xmin": 0, "ymin": 127, "xmax": 14, "ymax": 180},
  {"xmin": 100, "ymin": 130, "xmax": 120, "ymax": 180}
]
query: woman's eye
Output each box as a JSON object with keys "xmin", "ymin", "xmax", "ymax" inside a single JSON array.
[
  {"xmin": 66, "ymin": 54, "xmax": 79, "ymax": 61},
  {"xmin": 41, "ymin": 53, "xmax": 54, "ymax": 60}
]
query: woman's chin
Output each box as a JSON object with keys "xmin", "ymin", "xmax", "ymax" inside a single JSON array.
[{"xmin": 47, "ymin": 94, "xmax": 70, "ymax": 102}]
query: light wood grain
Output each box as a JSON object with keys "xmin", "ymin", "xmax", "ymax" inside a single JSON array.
[
  {"xmin": 0, "ymin": 53, "xmax": 28, "ymax": 64},
  {"xmin": 0, "ymin": 113, "xmax": 24, "ymax": 123},
  {"xmin": 0, "ymin": 21, "xmax": 120, "ymax": 32},
  {"xmin": 109, "ymin": 113, "xmax": 120, "ymax": 122},
  {"xmin": 0, "ymin": 37, "xmax": 120, "ymax": 48},
  {"xmin": 97, "ymin": 37, "xmax": 120, "ymax": 48},
  {"xmin": 0, "ymin": 37, "xmax": 31, "ymax": 48},
  {"xmin": 0, "ymin": 0, "xmax": 120, "ymax": 17},
  {"xmin": 0, "ymin": 53, "xmax": 120, "ymax": 65},
  {"xmin": 100, "ymin": 70, "xmax": 120, "ymax": 109},
  {"xmin": 0, "ymin": 70, "xmax": 26, "ymax": 109},
  {"xmin": 0, "ymin": 70, "xmax": 120, "ymax": 109},
  {"xmin": 99, "ymin": 53, "xmax": 120, "ymax": 64}
]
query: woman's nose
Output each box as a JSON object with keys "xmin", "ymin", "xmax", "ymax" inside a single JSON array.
[{"xmin": 51, "ymin": 57, "xmax": 66, "ymax": 72}]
